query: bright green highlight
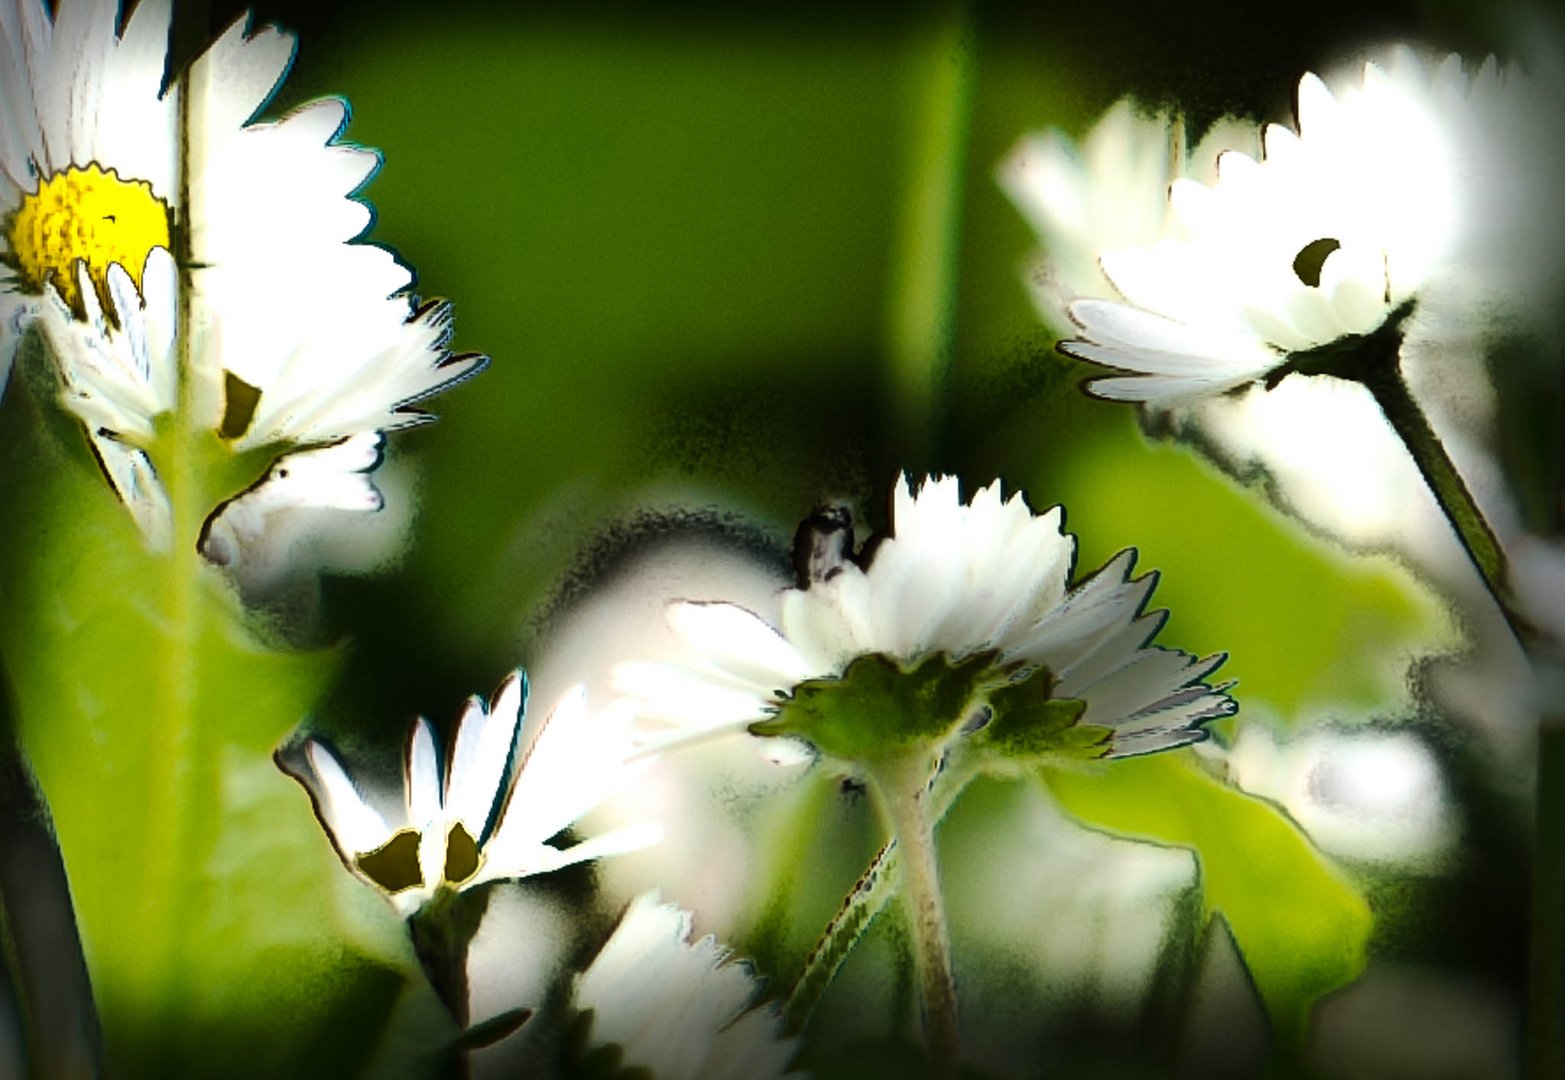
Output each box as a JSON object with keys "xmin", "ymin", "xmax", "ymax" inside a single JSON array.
[
  {"xmin": 1032, "ymin": 420, "xmax": 1452, "ymax": 720},
  {"xmin": 1042, "ymin": 751, "xmax": 1373, "ymax": 1047}
]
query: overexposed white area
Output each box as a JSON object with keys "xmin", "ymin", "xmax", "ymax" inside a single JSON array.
[
  {"xmin": 1220, "ymin": 722, "xmax": 1458, "ymax": 869},
  {"xmin": 999, "ymin": 100, "xmax": 1259, "ymax": 329}
]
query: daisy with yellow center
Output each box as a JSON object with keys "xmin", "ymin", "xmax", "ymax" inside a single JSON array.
[{"xmin": 0, "ymin": 0, "xmax": 484, "ymax": 553}]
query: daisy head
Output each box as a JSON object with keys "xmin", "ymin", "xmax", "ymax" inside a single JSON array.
[
  {"xmin": 280, "ymin": 672, "xmax": 662, "ymax": 919},
  {"xmin": 1051, "ymin": 48, "xmax": 1546, "ymax": 406},
  {"xmin": 571, "ymin": 892, "xmax": 801, "ymax": 1080},
  {"xmin": 614, "ymin": 474, "xmax": 1234, "ymax": 774},
  {"xmin": 0, "ymin": 0, "xmax": 483, "ymax": 551}
]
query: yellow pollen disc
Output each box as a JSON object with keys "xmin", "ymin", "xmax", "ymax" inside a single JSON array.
[{"xmin": 7, "ymin": 163, "xmax": 172, "ymax": 318}]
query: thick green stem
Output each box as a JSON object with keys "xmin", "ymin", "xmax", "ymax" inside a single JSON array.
[
  {"xmin": 783, "ymin": 764, "xmax": 971, "ymax": 1032},
  {"xmin": 885, "ymin": 0, "xmax": 976, "ymax": 459},
  {"xmin": 135, "ymin": 58, "xmax": 206, "ymax": 1040},
  {"xmin": 867, "ymin": 756, "xmax": 958, "ymax": 1077}
]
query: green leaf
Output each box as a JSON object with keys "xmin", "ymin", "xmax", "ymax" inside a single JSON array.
[
  {"xmin": 752, "ymin": 651, "xmax": 995, "ymax": 765},
  {"xmin": 1040, "ymin": 751, "xmax": 1371, "ymax": 1048},
  {"xmin": 0, "ymin": 333, "xmax": 410, "ymax": 1073}
]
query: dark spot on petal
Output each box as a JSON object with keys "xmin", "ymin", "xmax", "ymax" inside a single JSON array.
[
  {"xmin": 356, "ymin": 829, "xmax": 423, "ymax": 893},
  {"xmin": 443, "ymin": 822, "xmax": 481, "ymax": 885},
  {"xmin": 219, "ymin": 370, "xmax": 261, "ymax": 440},
  {"xmin": 1292, "ymin": 238, "xmax": 1342, "ymax": 288}
]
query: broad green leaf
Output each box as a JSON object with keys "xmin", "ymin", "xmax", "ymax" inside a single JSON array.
[
  {"xmin": 0, "ymin": 335, "xmax": 416, "ymax": 1074},
  {"xmin": 1040, "ymin": 751, "xmax": 1371, "ymax": 1047}
]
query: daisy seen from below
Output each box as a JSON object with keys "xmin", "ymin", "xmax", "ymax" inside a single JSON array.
[
  {"xmin": 0, "ymin": 0, "xmax": 483, "ymax": 552},
  {"xmin": 613, "ymin": 473, "xmax": 1234, "ymax": 1073},
  {"xmin": 1055, "ymin": 47, "xmax": 1541, "ymax": 405},
  {"xmin": 571, "ymin": 892, "xmax": 801, "ymax": 1080},
  {"xmin": 282, "ymin": 671, "xmax": 662, "ymax": 920},
  {"xmin": 614, "ymin": 473, "xmax": 1234, "ymax": 766}
]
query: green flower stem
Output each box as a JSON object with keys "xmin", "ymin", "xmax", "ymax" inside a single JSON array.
[
  {"xmin": 885, "ymin": 0, "xmax": 975, "ymax": 459},
  {"xmin": 784, "ymin": 838, "xmax": 897, "ymax": 1034},
  {"xmin": 135, "ymin": 66, "xmax": 207, "ymax": 1035},
  {"xmin": 865, "ymin": 754, "xmax": 959, "ymax": 1077},
  {"xmin": 1273, "ymin": 304, "xmax": 1528, "ymax": 644},
  {"xmin": 1357, "ymin": 360, "xmax": 1527, "ymax": 640},
  {"xmin": 783, "ymin": 764, "xmax": 971, "ymax": 1032}
]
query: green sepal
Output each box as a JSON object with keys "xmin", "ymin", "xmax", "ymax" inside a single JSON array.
[
  {"xmin": 969, "ymin": 668, "xmax": 1109, "ymax": 766},
  {"xmin": 452, "ymin": 1006, "xmax": 533, "ymax": 1052},
  {"xmin": 751, "ymin": 650, "xmax": 996, "ymax": 765}
]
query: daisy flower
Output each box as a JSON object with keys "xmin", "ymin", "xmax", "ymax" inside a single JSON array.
[
  {"xmin": 1, "ymin": 0, "xmax": 482, "ymax": 548},
  {"xmin": 613, "ymin": 473, "xmax": 1235, "ymax": 766},
  {"xmin": 280, "ymin": 672, "xmax": 661, "ymax": 918},
  {"xmin": 572, "ymin": 892, "xmax": 800, "ymax": 1080},
  {"xmin": 998, "ymin": 98, "xmax": 1258, "ymax": 330},
  {"xmin": 1056, "ymin": 47, "xmax": 1553, "ymax": 405}
]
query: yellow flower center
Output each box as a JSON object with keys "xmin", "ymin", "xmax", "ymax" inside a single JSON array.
[{"xmin": 6, "ymin": 163, "xmax": 172, "ymax": 317}]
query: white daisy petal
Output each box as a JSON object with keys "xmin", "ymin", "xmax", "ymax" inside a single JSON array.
[
  {"xmin": 284, "ymin": 673, "xmax": 656, "ymax": 916},
  {"xmin": 301, "ymin": 740, "xmax": 395, "ymax": 859},
  {"xmin": 573, "ymin": 893, "xmax": 801, "ymax": 1080},
  {"xmin": 668, "ymin": 601, "xmax": 815, "ymax": 690},
  {"xmin": 406, "ymin": 717, "xmax": 443, "ymax": 828},
  {"xmin": 445, "ymin": 674, "xmax": 525, "ymax": 838}
]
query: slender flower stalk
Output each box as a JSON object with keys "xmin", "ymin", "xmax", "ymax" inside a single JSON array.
[{"xmin": 867, "ymin": 753, "xmax": 958, "ymax": 1076}]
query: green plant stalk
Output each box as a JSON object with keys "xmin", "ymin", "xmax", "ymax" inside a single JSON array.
[
  {"xmin": 1273, "ymin": 306, "xmax": 1527, "ymax": 643},
  {"xmin": 783, "ymin": 837, "xmax": 897, "ymax": 1034},
  {"xmin": 885, "ymin": 0, "xmax": 976, "ymax": 459},
  {"xmin": 134, "ymin": 61, "xmax": 208, "ymax": 1041},
  {"xmin": 866, "ymin": 754, "xmax": 958, "ymax": 1077},
  {"xmin": 783, "ymin": 763, "xmax": 971, "ymax": 1031},
  {"xmin": 1357, "ymin": 361, "xmax": 1526, "ymax": 640}
]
